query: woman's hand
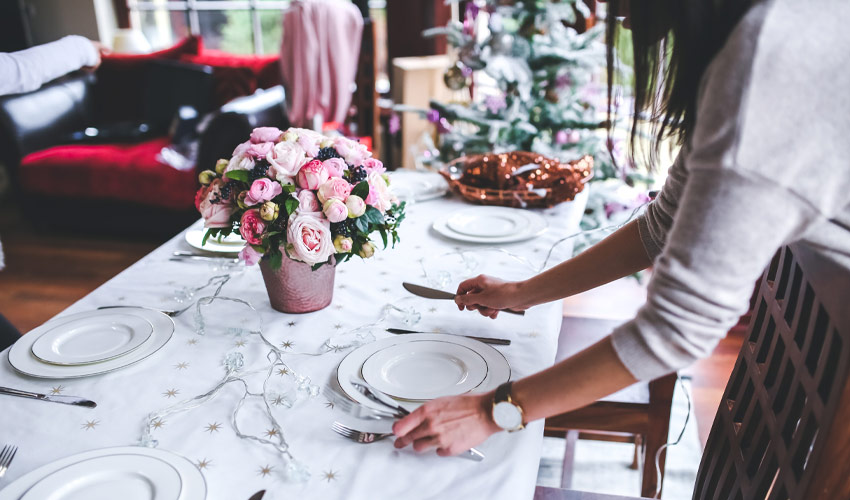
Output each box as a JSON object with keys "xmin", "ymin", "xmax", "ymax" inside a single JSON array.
[
  {"xmin": 454, "ymin": 275, "xmax": 527, "ymax": 319},
  {"xmin": 392, "ymin": 392, "xmax": 501, "ymax": 456}
]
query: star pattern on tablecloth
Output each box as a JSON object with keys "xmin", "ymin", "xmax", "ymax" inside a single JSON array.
[
  {"xmin": 328, "ymin": 344, "xmax": 344, "ymax": 353},
  {"xmin": 117, "ymin": 296, "xmax": 126, "ymax": 301},
  {"xmin": 151, "ymin": 419, "xmax": 165, "ymax": 430},
  {"xmin": 276, "ymin": 367, "xmax": 289, "ymax": 377},
  {"xmin": 322, "ymin": 469, "xmax": 339, "ymax": 482},
  {"xmin": 432, "ymin": 327, "xmax": 443, "ymax": 333},
  {"xmin": 526, "ymin": 330, "xmax": 540, "ymax": 338},
  {"xmin": 175, "ymin": 362, "xmax": 189, "ymax": 370},
  {"xmin": 205, "ymin": 422, "xmax": 222, "ymax": 434},
  {"xmin": 271, "ymin": 395, "xmax": 286, "ymax": 406},
  {"xmin": 234, "ymin": 340, "xmax": 247, "ymax": 348},
  {"xmin": 380, "ymin": 271, "xmax": 389, "ymax": 276},
  {"xmin": 264, "ymin": 428, "xmax": 279, "ymax": 438},
  {"xmin": 197, "ymin": 458, "xmax": 212, "ymax": 469},
  {"xmin": 50, "ymin": 385, "xmax": 65, "ymax": 395},
  {"xmin": 81, "ymin": 419, "xmax": 99, "ymax": 430},
  {"xmin": 163, "ymin": 388, "xmax": 179, "ymax": 398},
  {"xmin": 333, "ymin": 324, "xmax": 343, "ymax": 330},
  {"xmin": 381, "ymin": 288, "xmax": 390, "ymax": 293},
  {"xmin": 280, "ymin": 340, "xmax": 294, "ymax": 350},
  {"xmin": 287, "ymin": 321, "xmax": 296, "ymax": 327},
  {"xmin": 187, "ymin": 338, "xmax": 199, "ymax": 346},
  {"xmin": 338, "ymin": 284, "xmax": 347, "ymax": 289},
  {"xmin": 258, "ymin": 465, "xmax": 274, "ymax": 477},
  {"xmin": 428, "ymin": 307, "xmax": 437, "ymax": 313},
  {"xmin": 324, "ymin": 400, "xmax": 334, "ymax": 409},
  {"xmin": 334, "ymin": 305, "xmax": 344, "ymax": 310}
]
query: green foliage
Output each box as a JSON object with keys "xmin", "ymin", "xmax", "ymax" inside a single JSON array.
[
  {"xmin": 225, "ymin": 170, "xmax": 250, "ymax": 183},
  {"xmin": 350, "ymin": 181, "xmax": 370, "ymax": 200},
  {"xmin": 219, "ymin": 9, "xmax": 284, "ymax": 55}
]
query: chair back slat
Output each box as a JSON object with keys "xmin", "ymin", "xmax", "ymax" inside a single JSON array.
[{"xmin": 693, "ymin": 245, "xmax": 850, "ymax": 500}]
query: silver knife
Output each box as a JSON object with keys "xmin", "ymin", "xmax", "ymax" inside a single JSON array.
[
  {"xmin": 386, "ymin": 328, "xmax": 511, "ymax": 346},
  {"xmin": 247, "ymin": 491, "xmax": 266, "ymax": 500},
  {"xmin": 0, "ymin": 386, "xmax": 97, "ymax": 408},
  {"xmin": 402, "ymin": 282, "xmax": 526, "ymax": 316},
  {"xmin": 171, "ymin": 251, "xmax": 240, "ymax": 263}
]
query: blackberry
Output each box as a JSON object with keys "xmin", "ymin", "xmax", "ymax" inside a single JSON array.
[
  {"xmin": 331, "ymin": 220, "xmax": 355, "ymax": 237},
  {"xmin": 348, "ymin": 166, "xmax": 367, "ymax": 183},
  {"xmin": 212, "ymin": 182, "xmax": 235, "ymax": 204},
  {"xmin": 248, "ymin": 160, "xmax": 271, "ymax": 182},
  {"xmin": 315, "ymin": 147, "xmax": 341, "ymax": 161}
]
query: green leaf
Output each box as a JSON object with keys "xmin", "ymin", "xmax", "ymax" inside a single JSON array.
[
  {"xmin": 311, "ymin": 262, "xmax": 325, "ymax": 271},
  {"xmin": 379, "ymin": 227, "xmax": 388, "ymax": 248},
  {"xmin": 284, "ymin": 197, "xmax": 299, "ymax": 216},
  {"xmin": 351, "ymin": 181, "xmax": 370, "ymax": 200},
  {"xmin": 282, "ymin": 184, "xmax": 297, "ymax": 194},
  {"xmin": 202, "ymin": 228, "xmax": 219, "ymax": 246},
  {"xmin": 354, "ymin": 216, "xmax": 369, "ymax": 233},
  {"xmin": 270, "ymin": 251, "xmax": 283, "ymax": 271},
  {"xmin": 225, "ymin": 170, "xmax": 250, "ymax": 183},
  {"xmin": 364, "ymin": 206, "xmax": 384, "ymax": 225}
]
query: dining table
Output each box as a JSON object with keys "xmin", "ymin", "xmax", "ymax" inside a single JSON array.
[{"xmin": 0, "ymin": 186, "xmax": 588, "ymax": 500}]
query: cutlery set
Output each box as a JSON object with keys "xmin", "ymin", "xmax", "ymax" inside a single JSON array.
[
  {"xmin": 0, "ymin": 387, "xmax": 96, "ymax": 408},
  {"xmin": 402, "ymin": 282, "xmax": 526, "ymax": 316}
]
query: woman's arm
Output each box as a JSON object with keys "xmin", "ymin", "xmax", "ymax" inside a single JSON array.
[
  {"xmin": 0, "ymin": 36, "xmax": 100, "ymax": 96},
  {"xmin": 455, "ymin": 219, "xmax": 652, "ymax": 317}
]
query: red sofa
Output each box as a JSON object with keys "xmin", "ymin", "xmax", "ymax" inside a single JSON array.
[{"xmin": 0, "ymin": 36, "xmax": 287, "ymax": 236}]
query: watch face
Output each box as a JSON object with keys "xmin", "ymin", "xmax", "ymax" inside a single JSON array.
[{"xmin": 493, "ymin": 401, "xmax": 523, "ymax": 430}]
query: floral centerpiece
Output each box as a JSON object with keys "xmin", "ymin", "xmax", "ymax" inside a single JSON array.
[{"xmin": 195, "ymin": 127, "xmax": 405, "ymax": 312}]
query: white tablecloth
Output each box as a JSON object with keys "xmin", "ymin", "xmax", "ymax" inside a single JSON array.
[{"xmin": 0, "ymin": 193, "xmax": 585, "ymax": 500}]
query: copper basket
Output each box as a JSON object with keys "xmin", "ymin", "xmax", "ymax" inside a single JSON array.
[{"xmin": 439, "ymin": 152, "xmax": 593, "ymax": 209}]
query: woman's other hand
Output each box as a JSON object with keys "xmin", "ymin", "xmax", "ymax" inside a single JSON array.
[
  {"xmin": 455, "ymin": 275, "xmax": 527, "ymax": 319},
  {"xmin": 392, "ymin": 392, "xmax": 501, "ymax": 456}
]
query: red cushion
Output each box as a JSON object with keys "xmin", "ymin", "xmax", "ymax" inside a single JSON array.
[
  {"xmin": 180, "ymin": 49, "xmax": 281, "ymax": 106},
  {"xmin": 19, "ymin": 139, "xmax": 198, "ymax": 211},
  {"xmin": 94, "ymin": 37, "xmax": 202, "ymax": 123}
]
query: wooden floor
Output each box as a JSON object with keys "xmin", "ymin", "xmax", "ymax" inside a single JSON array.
[{"xmin": 0, "ymin": 198, "xmax": 742, "ymax": 449}]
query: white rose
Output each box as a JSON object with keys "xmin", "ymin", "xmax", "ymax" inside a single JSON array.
[
  {"xmin": 286, "ymin": 213, "xmax": 334, "ymax": 265},
  {"xmin": 266, "ymin": 141, "xmax": 308, "ymax": 181}
]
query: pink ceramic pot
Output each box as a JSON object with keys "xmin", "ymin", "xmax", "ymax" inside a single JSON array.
[{"xmin": 259, "ymin": 256, "xmax": 335, "ymax": 313}]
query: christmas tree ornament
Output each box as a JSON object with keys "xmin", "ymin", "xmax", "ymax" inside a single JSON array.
[{"xmin": 444, "ymin": 63, "xmax": 468, "ymax": 90}]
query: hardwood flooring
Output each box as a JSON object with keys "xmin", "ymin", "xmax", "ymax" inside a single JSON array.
[{"xmin": 0, "ymin": 198, "xmax": 742, "ymax": 449}]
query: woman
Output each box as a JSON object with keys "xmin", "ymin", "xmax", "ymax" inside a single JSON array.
[{"xmin": 393, "ymin": 0, "xmax": 850, "ymax": 457}]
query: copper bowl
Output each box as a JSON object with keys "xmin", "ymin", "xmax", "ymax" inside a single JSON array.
[{"xmin": 440, "ymin": 152, "xmax": 593, "ymax": 208}]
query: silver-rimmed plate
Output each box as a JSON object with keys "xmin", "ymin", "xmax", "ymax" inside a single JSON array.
[
  {"xmin": 433, "ymin": 206, "xmax": 548, "ymax": 244},
  {"xmin": 30, "ymin": 313, "xmax": 153, "ymax": 366},
  {"xmin": 8, "ymin": 308, "xmax": 174, "ymax": 379}
]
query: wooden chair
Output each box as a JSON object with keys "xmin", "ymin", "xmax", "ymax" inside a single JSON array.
[
  {"xmin": 536, "ymin": 245, "xmax": 850, "ymax": 499},
  {"xmin": 545, "ymin": 317, "xmax": 678, "ymax": 498}
]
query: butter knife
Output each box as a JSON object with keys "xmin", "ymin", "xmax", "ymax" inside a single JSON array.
[
  {"xmin": 386, "ymin": 328, "xmax": 511, "ymax": 346},
  {"xmin": 0, "ymin": 386, "xmax": 97, "ymax": 408},
  {"xmin": 402, "ymin": 283, "xmax": 526, "ymax": 316}
]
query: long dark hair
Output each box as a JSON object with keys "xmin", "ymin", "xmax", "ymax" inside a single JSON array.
[{"xmin": 606, "ymin": 0, "xmax": 756, "ymax": 167}]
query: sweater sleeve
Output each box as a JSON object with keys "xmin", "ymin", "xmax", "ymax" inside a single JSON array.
[
  {"xmin": 636, "ymin": 150, "xmax": 689, "ymax": 261},
  {"xmin": 0, "ymin": 36, "xmax": 98, "ymax": 96}
]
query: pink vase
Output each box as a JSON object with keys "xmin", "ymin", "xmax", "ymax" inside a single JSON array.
[{"xmin": 259, "ymin": 256, "xmax": 335, "ymax": 313}]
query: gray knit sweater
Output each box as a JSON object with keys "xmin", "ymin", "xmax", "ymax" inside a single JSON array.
[{"xmin": 610, "ymin": 0, "xmax": 850, "ymax": 380}]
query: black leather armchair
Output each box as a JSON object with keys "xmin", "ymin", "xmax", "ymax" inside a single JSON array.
[{"xmin": 0, "ymin": 71, "xmax": 289, "ymax": 236}]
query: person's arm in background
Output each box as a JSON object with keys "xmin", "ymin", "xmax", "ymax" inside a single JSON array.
[{"xmin": 0, "ymin": 35, "xmax": 101, "ymax": 96}]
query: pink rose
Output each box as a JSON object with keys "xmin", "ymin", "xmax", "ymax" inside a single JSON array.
[
  {"xmin": 296, "ymin": 160, "xmax": 329, "ymax": 190},
  {"xmin": 365, "ymin": 172, "xmax": 393, "ymax": 213},
  {"xmin": 239, "ymin": 209, "xmax": 265, "ymax": 245},
  {"xmin": 286, "ymin": 213, "xmax": 334, "ymax": 265},
  {"xmin": 333, "ymin": 136, "xmax": 371, "ymax": 166},
  {"xmin": 250, "ymin": 127, "xmax": 283, "ymax": 144},
  {"xmin": 245, "ymin": 178, "xmax": 283, "ymax": 206},
  {"xmin": 232, "ymin": 140, "xmax": 251, "ymax": 157},
  {"xmin": 323, "ymin": 158, "xmax": 347, "ymax": 178},
  {"xmin": 225, "ymin": 141, "xmax": 255, "ymax": 173},
  {"xmin": 246, "ymin": 141, "xmax": 274, "ymax": 158},
  {"xmin": 290, "ymin": 127, "xmax": 323, "ymax": 157},
  {"xmin": 362, "ymin": 158, "xmax": 385, "ymax": 175},
  {"xmin": 333, "ymin": 235, "xmax": 353, "ymax": 253},
  {"xmin": 266, "ymin": 141, "xmax": 308, "ymax": 181},
  {"xmin": 323, "ymin": 199, "xmax": 348, "ymax": 223},
  {"xmin": 317, "ymin": 177, "xmax": 353, "ymax": 203},
  {"xmin": 238, "ymin": 245, "xmax": 262, "ymax": 266},
  {"xmin": 345, "ymin": 194, "xmax": 366, "ymax": 218},
  {"xmin": 199, "ymin": 179, "xmax": 234, "ymax": 228},
  {"xmin": 296, "ymin": 190, "xmax": 321, "ymax": 213}
]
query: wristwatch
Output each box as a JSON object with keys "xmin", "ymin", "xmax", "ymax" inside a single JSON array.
[{"xmin": 492, "ymin": 382, "xmax": 525, "ymax": 432}]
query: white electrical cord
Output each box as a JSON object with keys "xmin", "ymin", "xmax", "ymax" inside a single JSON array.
[{"xmin": 652, "ymin": 374, "xmax": 692, "ymax": 499}]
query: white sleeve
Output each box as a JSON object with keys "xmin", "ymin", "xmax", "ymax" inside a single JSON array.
[{"xmin": 0, "ymin": 35, "xmax": 99, "ymax": 95}]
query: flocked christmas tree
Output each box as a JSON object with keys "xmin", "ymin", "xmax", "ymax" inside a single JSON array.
[{"xmin": 403, "ymin": 0, "xmax": 655, "ymax": 253}]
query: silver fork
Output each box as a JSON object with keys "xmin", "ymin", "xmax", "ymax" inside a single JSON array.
[
  {"xmin": 331, "ymin": 422, "xmax": 393, "ymax": 444},
  {"xmin": 323, "ymin": 387, "xmax": 400, "ymax": 420},
  {"xmin": 97, "ymin": 304, "xmax": 193, "ymax": 318},
  {"xmin": 0, "ymin": 445, "xmax": 18, "ymax": 479}
]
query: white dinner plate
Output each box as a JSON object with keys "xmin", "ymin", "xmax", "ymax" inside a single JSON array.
[
  {"xmin": 432, "ymin": 207, "xmax": 548, "ymax": 244},
  {"xmin": 21, "ymin": 454, "xmax": 182, "ymax": 500},
  {"xmin": 337, "ymin": 333, "xmax": 510, "ymax": 412},
  {"xmin": 388, "ymin": 170, "xmax": 448, "ymax": 202},
  {"xmin": 446, "ymin": 207, "xmax": 530, "ymax": 238},
  {"xmin": 0, "ymin": 447, "xmax": 205, "ymax": 500},
  {"xmin": 184, "ymin": 229, "xmax": 243, "ymax": 254},
  {"xmin": 30, "ymin": 314, "xmax": 153, "ymax": 366},
  {"xmin": 361, "ymin": 340, "xmax": 488, "ymax": 401},
  {"xmin": 8, "ymin": 308, "xmax": 174, "ymax": 379}
]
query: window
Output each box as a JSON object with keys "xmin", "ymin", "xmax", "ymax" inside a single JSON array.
[{"xmin": 128, "ymin": 0, "xmax": 289, "ymax": 55}]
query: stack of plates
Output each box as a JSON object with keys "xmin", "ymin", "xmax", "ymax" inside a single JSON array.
[
  {"xmin": 433, "ymin": 206, "xmax": 548, "ymax": 244},
  {"xmin": 7, "ymin": 308, "xmax": 174, "ymax": 379},
  {"xmin": 337, "ymin": 333, "xmax": 510, "ymax": 412},
  {"xmin": 184, "ymin": 229, "xmax": 244, "ymax": 254},
  {"xmin": 0, "ymin": 446, "xmax": 205, "ymax": 500}
]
